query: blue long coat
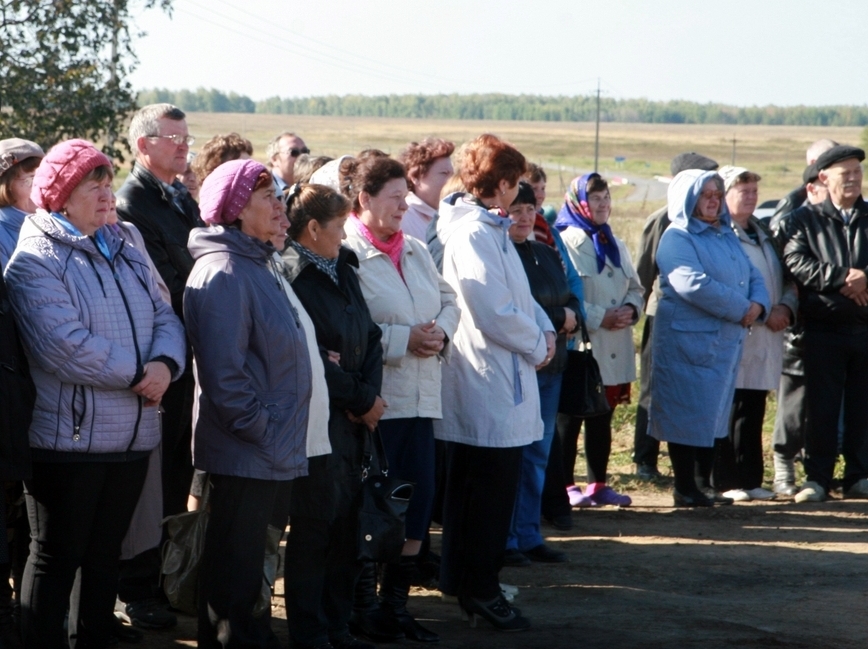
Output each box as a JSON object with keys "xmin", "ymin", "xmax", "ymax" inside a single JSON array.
[{"xmin": 648, "ymin": 170, "xmax": 770, "ymax": 447}]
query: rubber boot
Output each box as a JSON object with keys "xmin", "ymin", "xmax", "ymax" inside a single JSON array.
[
  {"xmin": 379, "ymin": 557, "xmax": 439, "ymax": 643},
  {"xmin": 348, "ymin": 562, "xmax": 404, "ymax": 643}
]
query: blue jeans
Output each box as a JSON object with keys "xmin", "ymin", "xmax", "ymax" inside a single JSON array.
[{"xmin": 507, "ymin": 372, "xmax": 563, "ymax": 552}]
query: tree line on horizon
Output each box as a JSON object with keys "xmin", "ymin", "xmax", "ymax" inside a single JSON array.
[{"xmin": 137, "ymin": 87, "xmax": 868, "ymax": 127}]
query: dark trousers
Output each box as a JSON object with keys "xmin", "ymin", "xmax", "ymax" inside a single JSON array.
[
  {"xmin": 197, "ymin": 474, "xmax": 288, "ymax": 649},
  {"xmin": 558, "ymin": 410, "xmax": 615, "ymax": 485},
  {"xmin": 541, "ymin": 425, "xmax": 571, "ymax": 520},
  {"xmin": 803, "ymin": 328, "xmax": 868, "ymax": 491},
  {"xmin": 118, "ymin": 376, "xmax": 195, "ymax": 603},
  {"xmin": 378, "ymin": 418, "xmax": 435, "ymax": 541},
  {"xmin": 283, "ymin": 513, "xmax": 362, "ymax": 647},
  {"xmin": 773, "ymin": 373, "xmax": 806, "ymax": 460},
  {"xmin": 633, "ymin": 315, "xmax": 660, "ymax": 467},
  {"xmin": 439, "ymin": 442, "xmax": 522, "ymax": 600},
  {"xmin": 668, "ymin": 442, "xmax": 714, "ymax": 494},
  {"xmin": 21, "ymin": 458, "xmax": 148, "ymax": 649},
  {"xmin": 714, "ymin": 389, "xmax": 768, "ymax": 491}
]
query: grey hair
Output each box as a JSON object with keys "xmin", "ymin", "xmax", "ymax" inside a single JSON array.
[
  {"xmin": 265, "ymin": 131, "xmax": 297, "ymax": 168},
  {"xmin": 129, "ymin": 104, "xmax": 186, "ymax": 151}
]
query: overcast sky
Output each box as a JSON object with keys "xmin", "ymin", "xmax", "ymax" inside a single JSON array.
[{"xmin": 129, "ymin": 0, "xmax": 868, "ymax": 106}]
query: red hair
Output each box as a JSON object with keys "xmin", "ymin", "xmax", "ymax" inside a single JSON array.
[
  {"xmin": 398, "ymin": 137, "xmax": 455, "ymax": 191},
  {"xmin": 459, "ymin": 134, "xmax": 526, "ymax": 199}
]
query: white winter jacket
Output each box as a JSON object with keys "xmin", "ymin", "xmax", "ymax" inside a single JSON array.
[{"xmin": 434, "ymin": 193, "xmax": 553, "ymax": 448}]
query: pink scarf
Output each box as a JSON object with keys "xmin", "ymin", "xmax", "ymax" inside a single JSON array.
[{"xmin": 351, "ymin": 214, "xmax": 405, "ymax": 280}]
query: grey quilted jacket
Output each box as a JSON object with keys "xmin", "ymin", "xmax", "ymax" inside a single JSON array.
[{"xmin": 3, "ymin": 211, "xmax": 186, "ymax": 455}]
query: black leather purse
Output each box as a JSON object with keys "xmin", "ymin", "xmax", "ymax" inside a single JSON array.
[
  {"xmin": 557, "ymin": 318, "xmax": 611, "ymax": 418},
  {"xmin": 357, "ymin": 427, "xmax": 415, "ymax": 562}
]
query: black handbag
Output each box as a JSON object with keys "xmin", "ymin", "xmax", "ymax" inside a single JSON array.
[
  {"xmin": 357, "ymin": 427, "xmax": 415, "ymax": 562},
  {"xmin": 557, "ymin": 318, "xmax": 611, "ymax": 418}
]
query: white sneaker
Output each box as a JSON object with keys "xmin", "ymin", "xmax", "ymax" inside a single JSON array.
[
  {"xmin": 722, "ymin": 489, "xmax": 751, "ymax": 502},
  {"xmin": 746, "ymin": 487, "xmax": 776, "ymax": 501},
  {"xmin": 499, "ymin": 582, "xmax": 518, "ymax": 601},
  {"xmin": 844, "ymin": 478, "xmax": 868, "ymax": 499},
  {"xmin": 794, "ymin": 481, "xmax": 826, "ymax": 503}
]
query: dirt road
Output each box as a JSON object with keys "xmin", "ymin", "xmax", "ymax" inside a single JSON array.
[{"xmin": 142, "ymin": 490, "xmax": 868, "ymax": 649}]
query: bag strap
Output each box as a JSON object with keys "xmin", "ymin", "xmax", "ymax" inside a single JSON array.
[
  {"xmin": 578, "ymin": 314, "xmax": 592, "ymax": 349},
  {"xmin": 360, "ymin": 426, "xmax": 390, "ymax": 480}
]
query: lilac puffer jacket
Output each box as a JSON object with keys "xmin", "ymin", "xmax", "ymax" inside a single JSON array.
[{"xmin": 4, "ymin": 211, "xmax": 186, "ymax": 455}]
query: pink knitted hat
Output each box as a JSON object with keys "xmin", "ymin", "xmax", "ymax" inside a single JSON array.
[
  {"xmin": 30, "ymin": 139, "xmax": 112, "ymax": 213},
  {"xmin": 199, "ymin": 159, "xmax": 269, "ymax": 225}
]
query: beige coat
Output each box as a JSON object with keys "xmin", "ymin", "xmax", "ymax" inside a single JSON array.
[
  {"xmin": 732, "ymin": 219, "xmax": 798, "ymax": 391},
  {"xmin": 560, "ymin": 226, "xmax": 643, "ymax": 385},
  {"xmin": 344, "ymin": 228, "xmax": 460, "ymax": 420}
]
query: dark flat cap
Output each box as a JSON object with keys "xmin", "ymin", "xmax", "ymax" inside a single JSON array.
[
  {"xmin": 670, "ymin": 152, "xmax": 718, "ymax": 176},
  {"xmin": 815, "ymin": 144, "xmax": 865, "ymax": 172},
  {"xmin": 803, "ymin": 163, "xmax": 819, "ymax": 185}
]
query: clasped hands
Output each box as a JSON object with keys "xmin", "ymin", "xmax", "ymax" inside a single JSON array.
[{"xmin": 840, "ymin": 268, "xmax": 868, "ymax": 307}]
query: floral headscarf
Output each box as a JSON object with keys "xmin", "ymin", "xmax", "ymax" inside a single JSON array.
[{"xmin": 554, "ymin": 173, "xmax": 621, "ymax": 273}]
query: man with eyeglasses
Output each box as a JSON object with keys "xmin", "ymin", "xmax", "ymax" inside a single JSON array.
[
  {"xmin": 782, "ymin": 144, "xmax": 868, "ymax": 504},
  {"xmin": 266, "ymin": 131, "xmax": 310, "ymax": 193},
  {"xmin": 114, "ymin": 103, "xmax": 201, "ymax": 631}
]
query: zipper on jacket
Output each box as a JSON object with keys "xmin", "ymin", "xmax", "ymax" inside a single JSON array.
[
  {"xmin": 106, "ymin": 257, "xmax": 144, "ymax": 451},
  {"xmin": 70, "ymin": 384, "xmax": 86, "ymax": 447}
]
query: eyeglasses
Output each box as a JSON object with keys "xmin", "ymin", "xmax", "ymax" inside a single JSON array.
[
  {"xmin": 281, "ymin": 147, "xmax": 310, "ymax": 158},
  {"xmin": 700, "ymin": 190, "xmax": 723, "ymax": 200},
  {"xmin": 147, "ymin": 134, "xmax": 195, "ymax": 146}
]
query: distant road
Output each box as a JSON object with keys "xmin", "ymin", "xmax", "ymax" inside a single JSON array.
[{"xmin": 544, "ymin": 164, "xmax": 669, "ymax": 203}]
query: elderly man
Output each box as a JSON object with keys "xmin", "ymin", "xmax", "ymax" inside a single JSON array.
[
  {"xmin": 115, "ymin": 103, "xmax": 201, "ymax": 628},
  {"xmin": 266, "ymin": 131, "xmax": 309, "ymax": 193},
  {"xmin": 633, "ymin": 152, "xmax": 718, "ymax": 480},
  {"xmin": 783, "ymin": 145, "xmax": 868, "ymax": 503},
  {"xmin": 771, "ymin": 158, "xmax": 832, "ymax": 495}
]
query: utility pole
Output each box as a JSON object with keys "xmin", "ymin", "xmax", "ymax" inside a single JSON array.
[
  {"xmin": 731, "ymin": 134, "xmax": 736, "ymax": 165},
  {"xmin": 107, "ymin": 0, "xmax": 120, "ymax": 151},
  {"xmin": 594, "ymin": 78, "xmax": 601, "ymax": 173}
]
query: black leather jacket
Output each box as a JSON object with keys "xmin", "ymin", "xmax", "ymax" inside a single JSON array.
[
  {"xmin": 513, "ymin": 239, "xmax": 581, "ymax": 375},
  {"xmin": 115, "ymin": 164, "xmax": 202, "ymax": 321},
  {"xmin": 783, "ymin": 196, "xmax": 868, "ymax": 330}
]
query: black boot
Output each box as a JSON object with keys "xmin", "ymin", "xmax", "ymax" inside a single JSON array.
[
  {"xmin": 379, "ymin": 557, "xmax": 439, "ymax": 643},
  {"xmin": 348, "ymin": 562, "xmax": 404, "ymax": 643}
]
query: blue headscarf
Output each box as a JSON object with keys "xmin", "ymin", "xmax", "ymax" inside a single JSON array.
[{"xmin": 554, "ymin": 173, "xmax": 621, "ymax": 274}]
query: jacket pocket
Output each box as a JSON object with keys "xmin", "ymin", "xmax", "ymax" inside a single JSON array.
[
  {"xmin": 256, "ymin": 390, "xmax": 298, "ymax": 445},
  {"xmin": 669, "ymin": 320, "xmax": 721, "ymax": 368}
]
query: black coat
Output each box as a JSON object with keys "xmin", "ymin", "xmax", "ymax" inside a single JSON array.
[
  {"xmin": 0, "ymin": 263, "xmax": 33, "ymax": 480},
  {"xmin": 281, "ymin": 245, "xmax": 383, "ymax": 521},
  {"xmin": 513, "ymin": 240, "xmax": 580, "ymax": 375},
  {"xmin": 783, "ymin": 196, "xmax": 868, "ymax": 329},
  {"xmin": 115, "ymin": 164, "xmax": 202, "ymax": 321},
  {"xmin": 773, "ymin": 203, "xmax": 816, "ymax": 376}
]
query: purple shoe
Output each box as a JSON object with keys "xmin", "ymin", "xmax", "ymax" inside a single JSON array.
[
  {"xmin": 566, "ymin": 485, "xmax": 595, "ymax": 508},
  {"xmin": 588, "ymin": 485, "xmax": 632, "ymax": 507}
]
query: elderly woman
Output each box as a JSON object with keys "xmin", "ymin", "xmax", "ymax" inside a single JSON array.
[
  {"xmin": 436, "ymin": 134, "xmax": 554, "ymax": 632},
  {"xmin": 0, "ymin": 138, "xmax": 44, "ymax": 265},
  {"xmin": 4, "ymin": 139, "xmax": 186, "ymax": 648},
  {"xmin": 184, "ymin": 159, "xmax": 314, "ymax": 649},
  {"xmin": 504, "ymin": 181, "xmax": 579, "ymax": 565},
  {"xmin": 397, "ymin": 138, "xmax": 455, "ymax": 240},
  {"xmin": 342, "ymin": 152, "xmax": 459, "ymax": 643},
  {"xmin": 555, "ymin": 173, "xmax": 642, "ymax": 508},
  {"xmin": 280, "ymin": 183, "xmax": 385, "ymax": 649},
  {"xmin": 649, "ymin": 170, "xmax": 770, "ymax": 507},
  {"xmin": 713, "ymin": 166, "xmax": 798, "ymax": 502}
]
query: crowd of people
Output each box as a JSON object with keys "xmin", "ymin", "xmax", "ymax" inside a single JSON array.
[{"xmin": 0, "ymin": 102, "xmax": 866, "ymax": 648}]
